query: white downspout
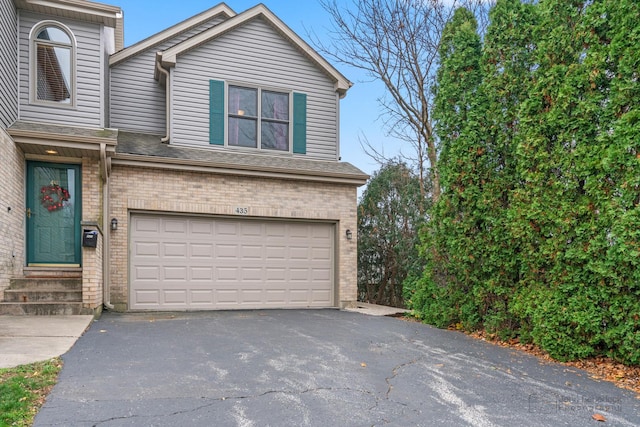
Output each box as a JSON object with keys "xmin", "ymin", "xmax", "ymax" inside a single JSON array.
[
  {"xmin": 100, "ymin": 143, "xmax": 114, "ymax": 310},
  {"xmin": 156, "ymin": 61, "xmax": 171, "ymax": 143}
]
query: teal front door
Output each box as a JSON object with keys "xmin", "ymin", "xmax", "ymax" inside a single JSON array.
[{"xmin": 26, "ymin": 162, "xmax": 81, "ymax": 265}]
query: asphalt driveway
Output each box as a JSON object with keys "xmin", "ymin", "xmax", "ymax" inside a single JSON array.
[{"xmin": 34, "ymin": 310, "xmax": 639, "ymax": 427}]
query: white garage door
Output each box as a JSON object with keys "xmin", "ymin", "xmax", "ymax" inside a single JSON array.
[{"xmin": 129, "ymin": 214, "xmax": 335, "ymax": 310}]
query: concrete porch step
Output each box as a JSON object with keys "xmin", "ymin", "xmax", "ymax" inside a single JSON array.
[
  {"xmin": 23, "ymin": 267, "xmax": 82, "ymax": 279},
  {"xmin": 9, "ymin": 278, "xmax": 82, "ymax": 291},
  {"xmin": 0, "ymin": 302, "xmax": 93, "ymax": 316},
  {"xmin": 3, "ymin": 289, "xmax": 82, "ymax": 303}
]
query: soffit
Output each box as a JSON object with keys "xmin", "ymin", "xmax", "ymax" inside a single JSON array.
[
  {"xmin": 8, "ymin": 120, "xmax": 117, "ymax": 159},
  {"xmin": 15, "ymin": 0, "xmax": 122, "ymax": 27}
]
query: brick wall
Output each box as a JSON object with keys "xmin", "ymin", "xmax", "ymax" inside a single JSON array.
[
  {"xmin": 108, "ymin": 165, "xmax": 358, "ymax": 310},
  {"xmin": 80, "ymin": 158, "xmax": 103, "ymax": 309},
  {"xmin": 0, "ymin": 128, "xmax": 25, "ymax": 298}
]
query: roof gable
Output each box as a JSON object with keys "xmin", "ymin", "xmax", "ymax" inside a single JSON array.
[
  {"xmin": 109, "ymin": 3, "xmax": 235, "ymax": 66},
  {"xmin": 158, "ymin": 4, "xmax": 352, "ymax": 96}
]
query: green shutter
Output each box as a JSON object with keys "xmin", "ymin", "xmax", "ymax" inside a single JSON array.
[
  {"xmin": 209, "ymin": 80, "xmax": 225, "ymax": 145},
  {"xmin": 292, "ymin": 92, "xmax": 307, "ymax": 154}
]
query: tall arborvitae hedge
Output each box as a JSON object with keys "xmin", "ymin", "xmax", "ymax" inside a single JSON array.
[
  {"xmin": 406, "ymin": 7, "xmax": 484, "ymax": 329},
  {"xmin": 409, "ymin": 0, "xmax": 640, "ymax": 365}
]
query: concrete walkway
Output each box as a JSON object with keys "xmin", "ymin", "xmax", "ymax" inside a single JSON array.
[
  {"xmin": 343, "ymin": 301, "xmax": 410, "ymax": 316},
  {"xmin": 0, "ymin": 315, "xmax": 93, "ymax": 368}
]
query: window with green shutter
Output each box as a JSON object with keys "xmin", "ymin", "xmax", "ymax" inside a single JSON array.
[{"xmin": 209, "ymin": 80, "xmax": 306, "ymax": 153}]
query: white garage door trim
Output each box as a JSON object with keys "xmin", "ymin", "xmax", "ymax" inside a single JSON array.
[{"xmin": 129, "ymin": 213, "xmax": 335, "ymax": 310}]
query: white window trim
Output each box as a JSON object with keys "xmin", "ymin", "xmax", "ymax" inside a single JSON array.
[
  {"xmin": 29, "ymin": 20, "xmax": 77, "ymax": 108},
  {"xmin": 225, "ymin": 81, "xmax": 293, "ymax": 154}
]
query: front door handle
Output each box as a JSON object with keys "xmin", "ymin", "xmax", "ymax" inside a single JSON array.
[{"xmin": 26, "ymin": 208, "xmax": 32, "ymax": 219}]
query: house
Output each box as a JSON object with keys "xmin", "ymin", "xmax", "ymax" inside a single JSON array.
[{"xmin": 0, "ymin": 0, "xmax": 368, "ymax": 315}]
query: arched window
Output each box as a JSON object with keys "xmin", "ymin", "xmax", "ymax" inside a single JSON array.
[{"xmin": 31, "ymin": 22, "xmax": 75, "ymax": 105}]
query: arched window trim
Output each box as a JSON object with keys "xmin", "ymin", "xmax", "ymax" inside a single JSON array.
[{"xmin": 29, "ymin": 20, "xmax": 77, "ymax": 107}]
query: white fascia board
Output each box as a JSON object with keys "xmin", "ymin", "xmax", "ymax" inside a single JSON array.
[
  {"xmin": 158, "ymin": 4, "xmax": 352, "ymax": 95},
  {"xmin": 109, "ymin": 3, "xmax": 236, "ymax": 66},
  {"xmin": 18, "ymin": 0, "xmax": 122, "ymax": 25}
]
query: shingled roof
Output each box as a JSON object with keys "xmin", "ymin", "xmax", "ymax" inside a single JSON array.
[{"xmin": 115, "ymin": 132, "xmax": 369, "ymax": 185}]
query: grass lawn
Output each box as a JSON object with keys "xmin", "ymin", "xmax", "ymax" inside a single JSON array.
[{"xmin": 0, "ymin": 358, "xmax": 62, "ymax": 427}]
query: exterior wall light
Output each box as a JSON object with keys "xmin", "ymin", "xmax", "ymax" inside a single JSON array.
[
  {"xmin": 345, "ymin": 229, "xmax": 353, "ymax": 240},
  {"xmin": 110, "ymin": 218, "xmax": 118, "ymax": 231}
]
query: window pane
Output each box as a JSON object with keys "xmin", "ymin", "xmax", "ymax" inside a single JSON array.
[
  {"xmin": 262, "ymin": 122, "xmax": 289, "ymax": 151},
  {"xmin": 229, "ymin": 86, "xmax": 257, "ymax": 117},
  {"xmin": 229, "ymin": 117, "xmax": 257, "ymax": 148},
  {"xmin": 36, "ymin": 44, "xmax": 71, "ymax": 103},
  {"xmin": 37, "ymin": 27, "xmax": 71, "ymax": 44},
  {"xmin": 262, "ymin": 91, "xmax": 289, "ymax": 121}
]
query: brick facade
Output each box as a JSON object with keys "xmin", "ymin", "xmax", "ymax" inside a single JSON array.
[
  {"xmin": 81, "ymin": 157, "xmax": 104, "ymax": 310},
  {"xmin": 0, "ymin": 128, "xmax": 25, "ymax": 299},
  {"xmin": 108, "ymin": 165, "xmax": 358, "ymax": 310}
]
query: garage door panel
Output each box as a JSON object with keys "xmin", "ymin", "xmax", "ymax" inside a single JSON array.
[
  {"xmin": 163, "ymin": 290, "xmax": 188, "ymax": 304},
  {"xmin": 242, "ymin": 267, "xmax": 263, "ymax": 281},
  {"xmin": 190, "ymin": 221, "xmax": 214, "ymax": 235},
  {"xmin": 164, "ymin": 266, "xmax": 188, "ymax": 280},
  {"xmin": 134, "ymin": 217, "xmax": 160, "ymax": 233},
  {"xmin": 191, "ymin": 267, "xmax": 213, "ymax": 280},
  {"xmin": 133, "ymin": 266, "xmax": 160, "ymax": 280},
  {"xmin": 217, "ymin": 268, "xmax": 240, "ymax": 281},
  {"xmin": 241, "ymin": 245, "xmax": 263, "ymax": 260},
  {"xmin": 190, "ymin": 244, "xmax": 214, "ymax": 259},
  {"xmin": 190, "ymin": 290, "xmax": 214, "ymax": 304},
  {"xmin": 265, "ymin": 246, "xmax": 286, "ymax": 260},
  {"xmin": 312, "ymin": 268, "xmax": 332, "ymax": 281},
  {"xmin": 216, "ymin": 222, "xmax": 239, "ymax": 236},
  {"xmin": 216, "ymin": 289, "xmax": 240, "ymax": 304},
  {"xmin": 163, "ymin": 220, "xmax": 188, "ymax": 234},
  {"xmin": 217, "ymin": 244, "xmax": 238, "ymax": 259},
  {"xmin": 134, "ymin": 290, "xmax": 160, "ymax": 305},
  {"xmin": 241, "ymin": 222, "xmax": 263, "ymax": 237},
  {"xmin": 130, "ymin": 215, "xmax": 334, "ymax": 310},
  {"xmin": 134, "ymin": 242, "xmax": 160, "ymax": 257},
  {"xmin": 163, "ymin": 243, "xmax": 188, "ymax": 257}
]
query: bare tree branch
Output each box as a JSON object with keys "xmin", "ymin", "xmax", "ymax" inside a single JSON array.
[{"xmin": 312, "ymin": 0, "xmax": 493, "ymax": 202}]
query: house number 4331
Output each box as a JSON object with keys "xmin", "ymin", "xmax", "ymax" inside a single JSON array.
[{"xmin": 234, "ymin": 207, "xmax": 249, "ymax": 215}]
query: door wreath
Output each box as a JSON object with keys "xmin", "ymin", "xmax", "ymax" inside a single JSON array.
[{"xmin": 40, "ymin": 183, "xmax": 70, "ymax": 212}]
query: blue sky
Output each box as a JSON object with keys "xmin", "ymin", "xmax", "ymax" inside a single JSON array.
[{"xmin": 114, "ymin": 0, "xmax": 398, "ymax": 178}]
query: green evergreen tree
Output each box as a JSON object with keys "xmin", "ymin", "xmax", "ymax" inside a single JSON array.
[
  {"xmin": 409, "ymin": 0, "xmax": 639, "ymax": 365},
  {"xmin": 408, "ymin": 7, "xmax": 484, "ymax": 328},
  {"xmin": 465, "ymin": 0, "xmax": 537, "ymax": 337},
  {"xmin": 511, "ymin": 0, "xmax": 640, "ymax": 363}
]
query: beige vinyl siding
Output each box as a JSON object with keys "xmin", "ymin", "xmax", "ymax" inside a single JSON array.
[
  {"xmin": 0, "ymin": 0, "xmax": 17, "ymax": 128},
  {"xmin": 109, "ymin": 18, "xmax": 224, "ymax": 134},
  {"xmin": 18, "ymin": 12, "xmax": 103, "ymax": 127},
  {"xmin": 171, "ymin": 17, "xmax": 339, "ymax": 160}
]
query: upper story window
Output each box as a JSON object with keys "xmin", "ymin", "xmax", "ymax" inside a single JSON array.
[
  {"xmin": 228, "ymin": 85, "xmax": 290, "ymax": 151},
  {"xmin": 31, "ymin": 22, "xmax": 75, "ymax": 105},
  {"xmin": 209, "ymin": 80, "xmax": 307, "ymax": 154}
]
